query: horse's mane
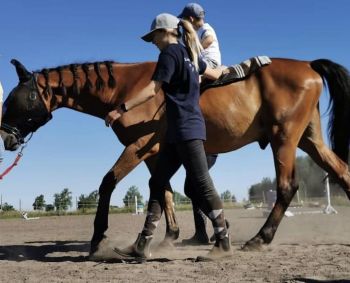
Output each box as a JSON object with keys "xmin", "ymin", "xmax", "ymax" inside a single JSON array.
[{"xmin": 34, "ymin": 60, "xmax": 123, "ymax": 97}]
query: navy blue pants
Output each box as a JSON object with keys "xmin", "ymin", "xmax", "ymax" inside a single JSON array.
[{"xmin": 142, "ymin": 140, "xmax": 226, "ymax": 239}]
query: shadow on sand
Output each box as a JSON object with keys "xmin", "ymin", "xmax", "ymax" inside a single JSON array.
[
  {"xmin": 0, "ymin": 241, "xmax": 89, "ymax": 262},
  {"xmin": 0, "ymin": 241, "xmax": 176, "ymax": 264},
  {"xmin": 290, "ymin": 278, "xmax": 350, "ymax": 283}
]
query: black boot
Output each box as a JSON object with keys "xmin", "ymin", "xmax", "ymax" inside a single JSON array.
[
  {"xmin": 182, "ymin": 207, "xmax": 210, "ymax": 245},
  {"xmin": 209, "ymin": 219, "xmax": 230, "ymax": 243},
  {"xmin": 196, "ymin": 233, "xmax": 232, "ymax": 262},
  {"xmin": 113, "ymin": 233, "xmax": 153, "ymax": 262}
]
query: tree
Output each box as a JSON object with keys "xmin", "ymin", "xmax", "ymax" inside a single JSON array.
[
  {"xmin": 231, "ymin": 194, "xmax": 237, "ymax": 203},
  {"xmin": 123, "ymin": 186, "xmax": 143, "ymax": 207},
  {"xmin": 296, "ymin": 156, "xmax": 327, "ymax": 197},
  {"xmin": 221, "ymin": 190, "xmax": 232, "ymax": 201},
  {"xmin": 248, "ymin": 177, "xmax": 275, "ymax": 202},
  {"xmin": 247, "ymin": 155, "xmax": 345, "ymax": 203},
  {"xmin": 1, "ymin": 202, "xmax": 15, "ymax": 211},
  {"xmin": 78, "ymin": 190, "xmax": 99, "ymax": 210},
  {"xmin": 33, "ymin": 194, "xmax": 46, "ymax": 210},
  {"xmin": 45, "ymin": 204, "xmax": 55, "ymax": 212},
  {"xmin": 54, "ymin": 188, "xmax": 72, "ymax": 211}
]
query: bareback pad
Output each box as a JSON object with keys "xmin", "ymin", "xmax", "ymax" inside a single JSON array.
[{"xmin": 200, "ymin": 56, "xmax": 272, "ymax": 92}]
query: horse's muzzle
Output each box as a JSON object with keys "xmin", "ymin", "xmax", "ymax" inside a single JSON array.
[{"xmin": 0, "ymin": 130, "xmax": 20, "ymax": 151}]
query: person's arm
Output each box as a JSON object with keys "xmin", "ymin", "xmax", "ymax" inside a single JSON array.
[
  {"xmin": 203, "ymin": 67, "xmax": 229, "ymax": 81},
  {"xmin": 201, "ymin": 35, "xmax": 214, "ymax": 49},
  {"xmin": 203, "ymin": 67, "xmax": 222, "ymax": 80},
  {"xmin": 105, "ymin": 80, "xmax": 162, "ymax": 127}
]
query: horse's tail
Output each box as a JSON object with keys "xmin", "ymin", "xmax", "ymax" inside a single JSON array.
[{"xmin": 310, "ymin": 59, "xmax": 350, "ymax": 162}]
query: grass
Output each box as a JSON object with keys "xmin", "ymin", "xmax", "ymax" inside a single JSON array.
[
  {"xmin": 0, "ymin": 198, "xmax": 347, "ymax": 220},
  {"xmin": 0, "ymin": 206, "xmax": 137, "ymax": 219}
]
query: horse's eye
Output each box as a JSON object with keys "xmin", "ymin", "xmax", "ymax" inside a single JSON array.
[{"xmin": 29, "ymin": 92, "xmax": 37, "ymax": 100}]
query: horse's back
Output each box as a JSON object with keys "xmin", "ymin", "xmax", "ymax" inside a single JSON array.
[{"xmin": 201, "ymin": 58, "xmax": 323, "ymax": 153}]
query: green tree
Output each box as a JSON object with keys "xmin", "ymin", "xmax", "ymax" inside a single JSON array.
[
  {"xmin": 248, "ymin": 177, "xmax": 275, "ymax": 202},
  {"xmin": 247, "ymin": 155, "xmax": 346, "ymax": 203},
  {"xmin": 78, "ymin": 190, "xmax": 99, "ymax": 210},
  {"xmin": 45, "ymin": 204, "xmax": 55, "ymax": 212},
  {"xmin": 32, "ymin": 194, "xmax": 46, "ymax": 210},
  {"xmin": 231, "ymin": 194, "xmax": 237, "ymax": 203},
  {"xmin": 123, "ymin": 186, "xmax": 143, "ymax": 207},
  {"xmin": 220, "ymin": 190, "xmax": 232, "ymax": 201},
  {"xmin": 296, "ymin": 156, "xmax": 327, "ymax": 197},
  {"xmin": 54, "ymin": 188, "xmax": 72, "ymax": 212},
  {"xmin": 1, "ymin": 202, "xmax": 15, "ymax": 211}
]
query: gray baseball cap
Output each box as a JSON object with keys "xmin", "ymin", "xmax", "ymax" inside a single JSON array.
[
  {"xmin": 141, "ymin": 13, "xmax": 180, "ymax": 42},
  {"xmin": 178, "ymin": 3, "xmax": 205, "ymax": 19}
]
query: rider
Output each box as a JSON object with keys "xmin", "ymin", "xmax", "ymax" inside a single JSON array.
[
  {"xmin": 105, "ymin": 13, "xmax": 231, "ymax": 261},
  {"xmin": 178, "ymin": 3, "xmax": 221, "ymax": 68},
  {"xmin": 178, "ymin": 2, "xmax": 222, "ymax": 245}
]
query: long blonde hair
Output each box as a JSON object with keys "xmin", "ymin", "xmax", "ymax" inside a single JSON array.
[{"xmin": 178, "ymin": 19, "xmax": 203, "ymax": 71}]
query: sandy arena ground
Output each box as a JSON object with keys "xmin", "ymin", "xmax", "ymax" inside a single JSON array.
[{"xmin": 0, "ymin": 206, "xmax": 349, "ymax": 283}]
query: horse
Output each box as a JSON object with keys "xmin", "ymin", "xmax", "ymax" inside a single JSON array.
[{"xmin": 1, "ymin": 58, "xmax": 349, "ymax": 257}]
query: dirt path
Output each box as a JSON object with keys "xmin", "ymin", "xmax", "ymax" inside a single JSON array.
[{"xmin": 1, "ymin": 207, "xmax": 349, "ymax": 282}]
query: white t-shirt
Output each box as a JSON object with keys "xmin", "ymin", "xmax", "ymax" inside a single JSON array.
[
  {"xmin": 197, "ymin": 23, "xmax": 221, "ymax": 67},
  {"xmin": 0, "ymin": 81, "xmax": 3, "ymax": 103}
]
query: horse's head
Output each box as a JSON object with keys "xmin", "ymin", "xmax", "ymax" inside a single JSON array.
[{"xmin": 0, "ymin": 59, "xmax": 52, "ymax": 151}]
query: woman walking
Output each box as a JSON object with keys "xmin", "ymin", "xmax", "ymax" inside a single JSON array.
[
  {"xmin": 178, "ymin": 2, "xmax": 223, "ymax": 245},
  {"xmin": 105, "ymin": 13, "xmax": 231, "ymax": 261}
]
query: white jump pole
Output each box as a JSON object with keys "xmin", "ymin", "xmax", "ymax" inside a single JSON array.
[
  {"xmin": 323, "ymin": 174, "xmax": 337, "ymax": 214},
  {"xmin": 135, "ymin": 195, "xmax": 138, "ymax": 214}
]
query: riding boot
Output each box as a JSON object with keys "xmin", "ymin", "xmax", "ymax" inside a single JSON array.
[
  {"xmin": 113, "ymin": 233, "xmax": 153, "ymax": 261},
  {"xmin": 209, "ymin": 219, "xmax": 230, "ymax": 243},
  {"xmin": 182, "ymin": 206, "xmax": 210, "ymax": 245},
  {"xmin": 196, "ymin": 233, "xmax": 232, "ymax": 262}
]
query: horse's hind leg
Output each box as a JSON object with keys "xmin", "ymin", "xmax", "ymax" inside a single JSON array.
[
  {"xmin": 298, "ymin": 111, "xmax": 350, "ymax": 199},
  {"xmin": 243, "ymin": 135, "xmax": 299, "ymax": 250}
]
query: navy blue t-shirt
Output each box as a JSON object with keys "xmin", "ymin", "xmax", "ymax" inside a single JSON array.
[{"xmin": 152, "ymin": 43, "xmax": 207, "ymax": 143}]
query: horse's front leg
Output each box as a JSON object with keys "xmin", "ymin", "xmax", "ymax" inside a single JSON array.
[{"xmin": 90, "ymin": 142, "xmax": 150, "ymax": 257}]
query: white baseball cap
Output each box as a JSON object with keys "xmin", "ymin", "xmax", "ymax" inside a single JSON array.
[{"xmin": 142, "ymin": 13, "xmax": 180, "ymax": 42}]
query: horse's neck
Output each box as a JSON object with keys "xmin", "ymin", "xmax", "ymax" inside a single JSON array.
[{"xmin": 38, "ymin": 62, "xmax": 157, "ymax": 120}]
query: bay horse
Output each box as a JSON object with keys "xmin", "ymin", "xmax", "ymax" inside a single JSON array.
[{"xmin": 1, "ymin": 58, "xmax": 349, "ymax": 256}]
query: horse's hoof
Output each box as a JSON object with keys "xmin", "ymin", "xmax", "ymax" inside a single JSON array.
[
  {"xmin": 89, "ymin": 236, "xmax": 117, "ymax": 261},
  {"xmin": 165, "ymin": 228, "xmax": 180, "ymax": 241},
  {"xmin": 241, "ymin": 237, "xmax": 264, "ymax": 251}
]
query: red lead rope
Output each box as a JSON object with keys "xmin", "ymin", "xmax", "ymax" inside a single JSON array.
[
  {"xmin": 0, "ymin": 152, "xmax": 23, "ymax": 180},
  {"xmin": 0, "ymin": 133, "xmax": 32, "ymax": 181}
]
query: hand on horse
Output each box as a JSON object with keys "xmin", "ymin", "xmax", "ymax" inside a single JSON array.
[{"xmin": 105, "ymin": 106, "xmax": 124, "ymax": 127}]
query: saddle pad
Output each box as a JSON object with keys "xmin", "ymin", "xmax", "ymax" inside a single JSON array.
[{"xmin": 201, "ymin": 56, "xmax": 272, "ymax": 92}]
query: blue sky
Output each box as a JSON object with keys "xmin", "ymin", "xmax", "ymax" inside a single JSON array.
[{"xmin": 0, "ymin": 1, "xmax": 349, "ymax": 210}]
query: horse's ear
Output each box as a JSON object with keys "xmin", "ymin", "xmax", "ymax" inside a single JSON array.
[{"xmin": 11, "ymin": 59, "xmax": 32, "ymax": 83}]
